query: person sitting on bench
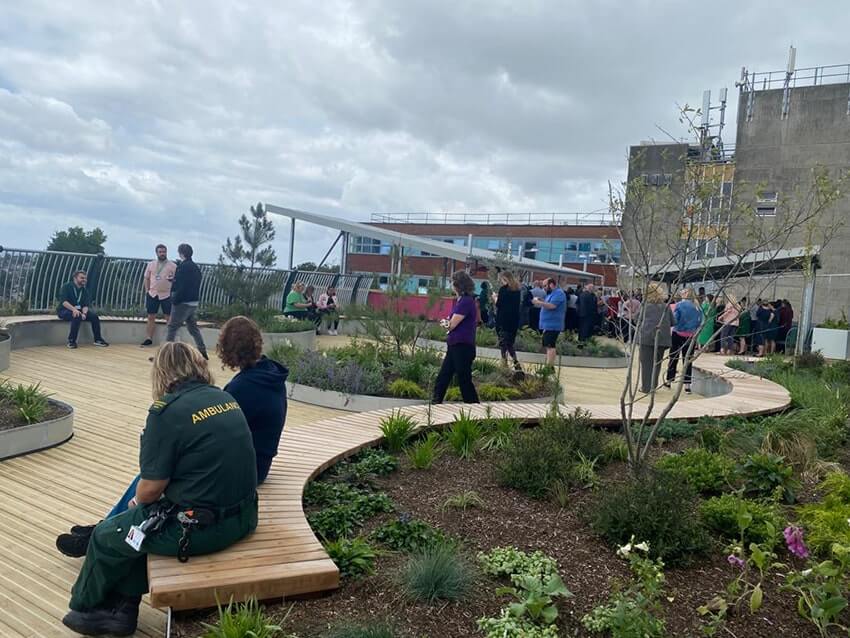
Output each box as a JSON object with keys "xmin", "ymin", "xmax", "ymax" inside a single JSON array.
[
  {"xmin": 61, "ymin": 342, "xmax": 258, "ymax": 637},
  {"xmin": 57, "ymin": 270, "xmax": 109, "ymax": 349}
]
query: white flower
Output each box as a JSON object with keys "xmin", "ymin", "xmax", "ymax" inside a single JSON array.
[
  {"xmin": 802, "ymin": 569, "xmax": 813, "ymax": 577},
  {"xmin": 616, "ymin": 543, "xmax": 633, "ymax": 559},
  {"xmin": 634, "ymin": 541, "xmax": 650, "ymax": 553}
]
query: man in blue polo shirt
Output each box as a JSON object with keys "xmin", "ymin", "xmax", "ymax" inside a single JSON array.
[{"xmin": 532, "ymin": 277, "xmax": 567, "ymax": 365}]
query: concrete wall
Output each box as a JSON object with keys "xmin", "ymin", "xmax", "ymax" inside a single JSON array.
[{"xmin": 734, "ymin": 83, "xmax": 850, "ymax": 322}]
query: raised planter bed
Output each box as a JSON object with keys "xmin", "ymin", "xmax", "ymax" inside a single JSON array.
[
  {"xmin": 0, "ymin": 399, "xmax": 74, "ymax": 460},
  {"xmin": 0, "ymin": 317, "xmax": 316, "ymax": 352},
  {"xmin": 416, "ymin": 337, "xmax": 628, "ymax": 369},
  {"xmin": 286, "ymin": 381, "xmax": 559, "ymax": 412},
  {"xmin": 0, "ymin": 332, "xmax": 9, "ymax": 373}
]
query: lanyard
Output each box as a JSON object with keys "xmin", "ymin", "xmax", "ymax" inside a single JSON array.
[
  {"xmin": 73, "ymin": 286, "xmax": 83, "ymax": 305},
  {"xmin": 155, "ymin": 260, "xmax": 167, "ymax": 276}
]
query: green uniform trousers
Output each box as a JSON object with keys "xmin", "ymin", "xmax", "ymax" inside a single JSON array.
[{"xmin": 70, "ymin": 499, "xmax": 258, "ymax": 611}]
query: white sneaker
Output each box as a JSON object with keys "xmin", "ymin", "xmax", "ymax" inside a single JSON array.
[{"xmin": 331, "ymin": 330, "xmax": 338, "ymax": 336}]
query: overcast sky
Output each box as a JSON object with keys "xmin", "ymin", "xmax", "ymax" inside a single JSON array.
[{"xmin": 1, "ymin": 1, "xmax": 848, "ymax": 264}]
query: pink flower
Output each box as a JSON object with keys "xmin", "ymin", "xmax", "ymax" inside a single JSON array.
[
  {"xmin": 727, "ymin": 554, "xmax": 745, "ymax": 569},
  {"xmin": 784, "ymin": 525, "xmax": 810, "ymax": 559}
]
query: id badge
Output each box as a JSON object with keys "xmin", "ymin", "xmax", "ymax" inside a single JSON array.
[
  {"xmin": 125, "ymin": 525, "xmax": 146, "ymax": 552},
  {"xmin": 74, "ymin": 305, "xmax": 82, "ymax": 310},
  {"xmin": 155, "ymin": 275, "xmax": 161, "ymax": 281}
]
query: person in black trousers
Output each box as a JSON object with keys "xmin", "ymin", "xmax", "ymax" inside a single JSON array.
[
  {"xmin": 577, "ymin": 283, "xmax": 597, "ymax": 341},
  {"xmin": 165, "ymin": 243, "xmax": 208, "ymax": 358},
  {"xmin": 494, "ymin": 271, "xmax": 522, "ymax": 370},
  {"xmin": 432, "ymin": 271, "xmax": 480, "ymax": 404}
]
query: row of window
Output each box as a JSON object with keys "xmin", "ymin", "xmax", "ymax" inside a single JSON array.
[{"xmin": 349, "ymin": 235, "xmax": 622, "ymax": 264}]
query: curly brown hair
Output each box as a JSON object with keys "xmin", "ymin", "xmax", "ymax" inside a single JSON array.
[
  {"xmin": 451, "ymin": 270, "xmax": 475, "ymax": 296},
  {"xmin": 217, "ymin": 316, "xmax": 263, "ymax": 371}
]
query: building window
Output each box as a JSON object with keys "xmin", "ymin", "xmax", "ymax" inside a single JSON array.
[{"xmin": 756, "ymin": 191, "xmax": 778, "ymax": 217}]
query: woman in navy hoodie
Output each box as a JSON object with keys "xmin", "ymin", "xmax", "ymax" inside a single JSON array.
[{"xmin": 218, "ymin": 316, "xmax": 288, "ymax": 483}]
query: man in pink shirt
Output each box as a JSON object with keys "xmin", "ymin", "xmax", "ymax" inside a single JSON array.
[{"xmin": 140, "ymin": 244, "xmax": 177, "ymax": 347}]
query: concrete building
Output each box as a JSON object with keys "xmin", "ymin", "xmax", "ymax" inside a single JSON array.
[
  {"xmin": 623, "ymin": 61, "xmax": 850, "ymax": 322},
  {"xmin": 346, "ymin": 212, "xmax": 622, "ymax": 292}
]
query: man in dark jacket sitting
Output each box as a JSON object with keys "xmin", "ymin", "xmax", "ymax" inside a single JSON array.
[{"xmin": 165, "ymin": 243, "xmax": 208, "ymax": 358}]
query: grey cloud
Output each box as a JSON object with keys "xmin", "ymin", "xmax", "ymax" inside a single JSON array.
[{"xmin": 0, "ymin": 0, "xmax": 849, "ymax": 263}]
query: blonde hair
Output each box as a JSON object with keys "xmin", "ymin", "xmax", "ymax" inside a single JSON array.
[
  {"xmin": 724, "ymin": 291, "xmax": 738, "ymax": 307},
  {"xmin": 645, "ymin": 282, "xmax": 666, "ymax": 303},
  {"xmin": 679, "ymin": 287, "xmax": 694, "ymax": 300},
  {"xmin": 293, "ymin": 281, "xmax": 305, "ymax": 292},
  {"xmin": 499, "ymin": 271, "xmax": 520, "ymax": 291},
  {"xmin": 151, "ymin": 342, "xmax": 213, "ymax": 400}
]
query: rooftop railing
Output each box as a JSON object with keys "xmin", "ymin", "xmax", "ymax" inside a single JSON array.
[
  {"xmin": 741, "ymin": 63, "xmax": 850, "ymax": 92},
  {"xmin": 0, "ymin": 247, "xmax": 371, "ymax": 316},
  {"xmin": 369, "ymin": 211, "xmax": 615, "ymax": 226}
]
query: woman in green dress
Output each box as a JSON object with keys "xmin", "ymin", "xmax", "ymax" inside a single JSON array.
[{"xmin": 697, "ymin": 293, "xmax": 717, "ymax": 349}]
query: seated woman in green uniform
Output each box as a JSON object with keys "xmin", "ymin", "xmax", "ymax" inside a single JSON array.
[{"xmin": 62, "ymin": 342, "xmax": 258, "ymax": 637}]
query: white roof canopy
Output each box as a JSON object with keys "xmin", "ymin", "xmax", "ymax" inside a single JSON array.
[{"xmin": 265, "ymin": 204, "xmax": 602, "ymax": 282}]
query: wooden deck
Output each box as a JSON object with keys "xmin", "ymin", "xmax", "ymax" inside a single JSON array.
[{"xmin": 0, "ymin": 343, "xmax": 789, "ymax": 636}]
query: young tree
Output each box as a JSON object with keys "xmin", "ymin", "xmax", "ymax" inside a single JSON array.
[
  {"xmin": 614, "ymin": 110, "xmax": 848, "ymax": 471},
  {"xmin": 216, "ymin": 203, "xmax": 284, "ymax": 316},
  {"xmin": 295, "ymin": 261, "xmax": 340, "ymax": 273},
  {"xmin": 47, "ymin": 227, "xmax": 107, "ymax": 254}
]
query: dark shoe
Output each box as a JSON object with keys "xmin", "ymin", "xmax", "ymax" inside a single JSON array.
[
  {"xmin": 56, "ymin": 532, "xmax": 91, "ymax": 557},
  {"xmin": 93, "ymin": 339, "xmax": 109, "ymax": 347},
  {"xmin": 67, "ymin": 341, "xmax": 78, "ymax": 349},
  {"xmin": 62, "ymin": 597, "xmax": 140, "ymax": 636},
  {"xmin": 140, "ymin": 339, "xmax": 153, "ymax": 347},
  {"xmin": 70, "ymin": 523, "xmax": 97, "ymax": 536},
  {"xmin": 685, "ymin": 384, "xmax": 692, "ymax": 394}
]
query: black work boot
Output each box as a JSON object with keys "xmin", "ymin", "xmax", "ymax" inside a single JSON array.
[
  {"xmin": 56, "ymin": 532, "xmax": 91, "ymax": 558},
  {"xmin": 62, "ymin": 596, "xmax": 140, "ymax": 636},
  {"xmin": 70, "ymin": 523, "xmax": 97, "ymax": 536}
]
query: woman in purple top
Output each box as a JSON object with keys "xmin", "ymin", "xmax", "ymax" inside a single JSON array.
[{"xmin": 432, "ymin": 271, "xmax": 480, "ymax": 404}]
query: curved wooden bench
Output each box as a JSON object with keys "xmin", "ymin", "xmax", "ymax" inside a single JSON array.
[{"xmin": 147, "ymin": 352, "xmax": 790, "ymax": 611}]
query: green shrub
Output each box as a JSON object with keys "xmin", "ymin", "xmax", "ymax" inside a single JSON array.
[
  {"xmin": 700, "ymin": 494, "xmax": 783, "ymax": 549},
  {"xmin": 795, "ymin": 351, "xmax": 825, "ymax": 370},
  {"xmin": 481, "ymin": 415, "xmax": 522, "ymax": 451},
  {"xmin": 472, "ymin": 358, "xmax": 500, "ymax": 376},
  {"xmin": 405, "ymin": 432, "xmax": 442, "ymax": 469},
  {"xmin": 324, "ymin": 623, "xmax": 395, "ymax": 638},
  {"xmin": 333, "ymin": 448, "xmax": 399, "ymax": 482},
  {"xmin": 602, "ymin": 434, "xmax": 629, "ymax": 463},
  {"xmin": 655, "ymin": 448, "xmax": 734, "ymax": 494},
  {"xmin": 738, "ymin": 452, "xmax": 798, "ymax": 503},
  {"xmin": 201, "ymin": 597, "xmax": 286, "ymax": 638},
  {"xmin": 371, "ymin": 516, "xmax": 445, "ymax": 553},
  {"xmin": 379, "ymin": 410, "xmax": 418, "ymax": 452},
  {"xmin": 386, "ymin": 379, "xmax": 427, "ymax": 399},
  {"xmin": 402, "ymin": 544, "xmax": 474, "ymax": 603},
  {"xmin": 496, "ymin": 409, "xmax": 605, "ymax": 498},
  {"xmin": 0, "ymin": 381, "xmax": 51, "ymax": 425},
  {"xmin": 261, "ymin": 317, "xmax": 316, "ymax": 333},
  {"xmin": 474, "ymin": 328, "xmax": 500, "ymax": 347},
  {"xmin": 323, "ymin": 537, "xmax": 377, "ymax": 578},
  {"xmin": 445, "ymin": 411, "xmax": 482, "ymax": 459},
  {"xmin": 440, "ymin": 490, "xmax": 485, "ymax": 512},
  {"xmin": 695, "ymin": 425, "xmax": 725, "ymax": 452},
  {"xmin": 303, "ymin": 481, "xmax": 360, "ymax": 507},
  {"xmin": 654, "ymin": 419, "xmax": 699, "ymax": 441},
  {"xmin": 590, "ymin": 471, "xmax": 709, "ymax": 566},
  {"xmin": 307, "ymin": 492, "xmax": 394, "ymax": 540},
  {"xmin": 478, "ymin": 384, "xmax": 522, "ymax": 401},
  {"xmin": 444, "ymin": 386, "xmax": 462, "ymax": 402},
  {"xmin": 478, "ymin": 546, "xmax": 560, "ymax": 586},
  {"xmin": 797, "ymin": 472, "xmax": 850, "ymax": 555},
  {"xmin": 821, "ymin": 359, "xmax": 850, "ymax": 385},
  {"xmin": 478, "ymin": 610, "xmax": 559, "ymax": 638}
]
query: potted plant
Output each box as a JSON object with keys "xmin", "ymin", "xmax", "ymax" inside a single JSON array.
[{"xmin": 811, "ymin": 314, "xmax": 850, "ymax": 360}]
